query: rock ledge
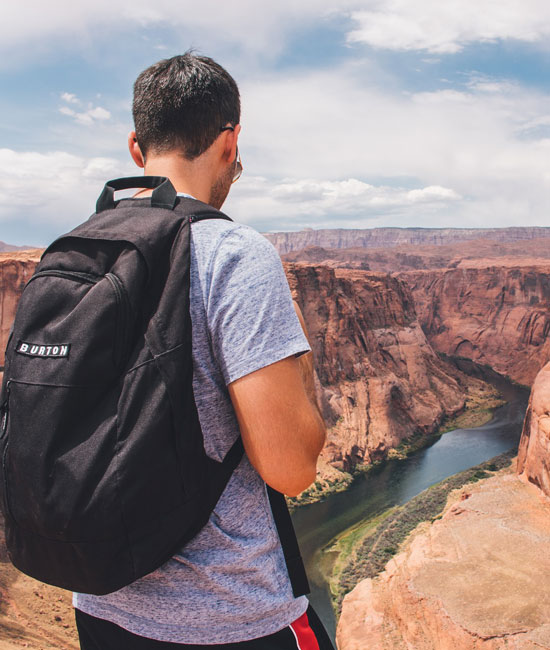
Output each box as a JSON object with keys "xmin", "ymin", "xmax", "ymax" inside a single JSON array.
[{"xmin": 337, "ymin": 470, "xmax": 550, "ymax": 649}]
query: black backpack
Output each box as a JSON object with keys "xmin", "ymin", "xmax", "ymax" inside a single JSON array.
[{"xmin": 0, "ymin": 176, "xmax": 309, "ymax": 597}]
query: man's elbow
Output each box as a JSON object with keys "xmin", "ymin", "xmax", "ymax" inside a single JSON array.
[{"xmin": 266, "ymin": 461, "xmax": 318, "ymax": 498}]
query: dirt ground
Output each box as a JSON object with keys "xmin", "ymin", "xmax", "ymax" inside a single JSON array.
[{"xmin": 0, "ymin": 513, "xmax": 78, "ymax": 650}]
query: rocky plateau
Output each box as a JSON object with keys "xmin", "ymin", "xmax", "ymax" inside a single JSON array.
[{"xmin": 283, "ymin": 237, "xmax": 550, "ymax": 387}]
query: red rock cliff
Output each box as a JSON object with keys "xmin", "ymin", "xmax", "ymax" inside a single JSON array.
[
  {"xmin": 284, "ymin": 263, "xmax": 475, "ymax": 472},
  {"xmin": 401, "ymin": 263, "xmax": 550, "ymax": 387},
  {"xmin": 0, "ymin": 251, "xmax": 41, "ymax": 370},
  {"xmin": 517, "ymin": 361, "xmax": 550, "ymax": 497}
]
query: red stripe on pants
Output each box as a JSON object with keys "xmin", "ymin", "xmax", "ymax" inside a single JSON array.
[{"xmin": 289, "ymin": 611, "xmax": 320, "ymax": 650}]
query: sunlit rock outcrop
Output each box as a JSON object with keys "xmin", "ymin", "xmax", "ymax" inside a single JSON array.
[{"xmin": 337, "ymin": 362, "xmax": 550, "ymax": 649}]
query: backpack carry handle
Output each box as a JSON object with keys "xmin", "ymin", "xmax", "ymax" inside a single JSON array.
[{"xmin": 96, "ymin": 176, "xmax": 178, "ymax": 213}]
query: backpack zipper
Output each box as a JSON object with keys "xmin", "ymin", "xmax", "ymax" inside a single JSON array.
[
  {"xmin": 105, "ymin": 273, "xmax": 132, "ymax": 368},
  {"xmin": 27, "ymin": 270, "xmax": 98, "ymax": 286},
  {"xmin": 1, "ymin": 380, "xmax": 17, "ymax": 524},
  {"xmin": 24, "ymin": 269, "xmax": 132, "ymax": 369},
  {"xmin": 0, "ymin": 381, "xmax": 10, "ymax": 439}
]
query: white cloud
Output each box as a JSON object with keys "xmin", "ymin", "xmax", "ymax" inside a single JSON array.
[
  {"xmin": 270, "ymin": 178, "xmax": 460, "ymax": 207},
  {"xmin": 224, "ymin": 176, "xmax": 462, "ymax": 231},
  {"xmin": 219, "ymin": 64, "xmax": 550, "ymax": 231},
  {"xmin": 61, "ymin": 92, "xmax": 79, "ymax": 104},
  {"xmin": 347, "ymin": 0, "xmax": 550, "ymax": 53},
  {"xmin": 59, "ymin": 104, "xmax": 111, "ymax": 126},
  {"xmin": 0, "ymin": 0, "xmax": 356, "ymax": 60},
  {"xmin": 0, "ymin": 149, "xmax": 130, "ymax": 231},
  {"xmin": 4, "ymin": 0, "xmax": 550, "ymax": 59}
]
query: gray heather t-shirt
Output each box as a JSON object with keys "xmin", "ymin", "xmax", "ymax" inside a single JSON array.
[{"xmin": 74, "ymin": 214, "xmax": 310, "ymax": 644}]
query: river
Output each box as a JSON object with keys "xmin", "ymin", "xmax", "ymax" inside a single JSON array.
[{"xmin": 291, "ymin": 371, "xmax": 530, "ymax": 639}]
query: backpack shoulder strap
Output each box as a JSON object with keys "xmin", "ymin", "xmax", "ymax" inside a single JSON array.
[{"xmin": 266, "ymin": 485, "xmax": 310, "ymax": 597}]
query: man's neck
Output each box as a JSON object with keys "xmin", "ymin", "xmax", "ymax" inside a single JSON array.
[{"xmin": 139, "ymin": 154, "xmax": 214, "ymax": 204}]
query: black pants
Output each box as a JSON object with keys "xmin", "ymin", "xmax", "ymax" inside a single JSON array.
[{"xmin": 75, "ymin": 606, "xmax": 335, "ymax": 650}]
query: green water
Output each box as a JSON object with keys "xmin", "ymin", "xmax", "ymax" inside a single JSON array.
[{"xmin": 292, "ymin": 376, "xmax": 529, "ymax": 639}]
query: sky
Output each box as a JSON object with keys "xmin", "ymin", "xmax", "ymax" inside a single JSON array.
[{"xmin": 1, "ymin": 1, "xmax": 550, "ymax": 246}]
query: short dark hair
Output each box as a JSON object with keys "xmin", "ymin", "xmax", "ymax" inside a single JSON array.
[{"xmin": 132, "ymin": 52, "xmax": 240, "ymax": 160}]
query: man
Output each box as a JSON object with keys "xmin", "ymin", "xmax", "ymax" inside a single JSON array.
[{"xmin": 73, "ymin": 53, "xmax": 333, "ymax": 649}]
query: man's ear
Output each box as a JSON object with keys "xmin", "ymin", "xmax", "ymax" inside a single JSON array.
[
  {"xmin": 220, "ymin": 124, "xmax": 241, "ymax": 163},
  {"xmin": 128, "ymin": 131, "xmax": 145, "ymax": 168}
]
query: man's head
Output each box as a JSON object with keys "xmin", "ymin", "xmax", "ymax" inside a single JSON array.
[
  {"xmin": 132, "ymin": 52, "xmax": 240, "ymax": 160},
  {"xmin": 129, "ymin": 52, "xmax": 241, "ymax": 209}
]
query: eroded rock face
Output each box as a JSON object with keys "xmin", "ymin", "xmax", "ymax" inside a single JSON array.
[
  {"xmin": 402, "ymin": 263, "xmax": 550, "ymax": 386},
  {"xmin": 517, "ymin": 362, "xmax": 550, "ymax": 498},
  {"xmin": 284, "ymin": 263, "xmax": 472, "ymax": 471},
  {"xmin": 337, "ymin": 472, "xmax": 550, "ymax": 650},
  {"xmin": 0, "ymin": 251, "xmax": 41, "ymax": 370}
]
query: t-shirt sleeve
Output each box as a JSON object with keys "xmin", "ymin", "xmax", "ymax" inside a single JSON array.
[{"xmin": 205, "ymin": 226, "xmax": 311, "ymax": 385}]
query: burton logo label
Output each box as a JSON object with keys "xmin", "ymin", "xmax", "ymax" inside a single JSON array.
[{"xmin": 16, "ymin": 341, "xmax": 70, "ymax": 358}]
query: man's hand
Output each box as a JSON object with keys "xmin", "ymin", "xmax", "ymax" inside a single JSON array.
[{"xmin": 228, "ymin": 303, "xmax": 326, "ymax": 497}]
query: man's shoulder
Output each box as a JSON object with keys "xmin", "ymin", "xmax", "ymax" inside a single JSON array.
[{"xmin": 191, "ymin": 217, "xmax": 279, "ymax": 264}]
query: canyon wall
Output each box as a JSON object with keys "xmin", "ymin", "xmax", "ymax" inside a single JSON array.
[
  {"xmin": 282, "ymin": 238, "xmax": 550, "ymax": 388},
  {"xmin": 0, "ymin": 251, "xmax": 41, "ymax": 370},
  {"xmin": 266, "ymin": 226, "xmax": 550, "ymax": 255},
  {"xmin": 517, "ymin": 362, "xmax": 550, "ymax": 498},
  {"xmin": 337, "ymin": 360, "xmax": 550, "ymax": 650},
  {"xmin": 402, "ymin": 263, "xmax": 550, "ymax": 387},
  {"xmin": 284, "ymin": 263, "xmax": 482, "ymax": 472}
]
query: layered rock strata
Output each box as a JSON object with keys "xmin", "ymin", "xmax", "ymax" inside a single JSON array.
[
  {"xmin": 402, "ymin": 263, "xmax": 550, "ymax": 386},
  {"xmin": 284, "ymin": 263, "xmax": 482, "ymax": 472},
  {"xmin": 266, "ymin": 226, "xmax": 550, "ymax": 255}
]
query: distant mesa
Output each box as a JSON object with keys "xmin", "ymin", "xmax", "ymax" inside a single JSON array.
[
  {"xmin": 264, "ymin": 226, "xmax": 550, "ymax": 255},
  {"xmin": 0, "ymin": 240, "xmax": 34, "ymax": 253}
]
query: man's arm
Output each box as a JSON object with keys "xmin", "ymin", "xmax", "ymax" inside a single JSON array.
[{"xmin": 228, "ymin": 304, "xmax": 326, "ymax": 497}]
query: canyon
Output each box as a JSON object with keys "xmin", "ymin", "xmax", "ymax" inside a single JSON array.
[
  {"xmin": 2, "ymin": 228, "xmax": 550, "ymax": 648},
  {"xmin": 284, "ymin": 237, "xmax": 550, "ymax": 387},
  {"xmin": 281, "ymin": 230, "xmax": 550, "ymax": 647},
  {"xmin": 284, "ymin": 263, "xmax": 493, "ymax": 482},
  {"xmin": 337, "ymin": 361, "xmax": 550, "ymax": 650}
]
